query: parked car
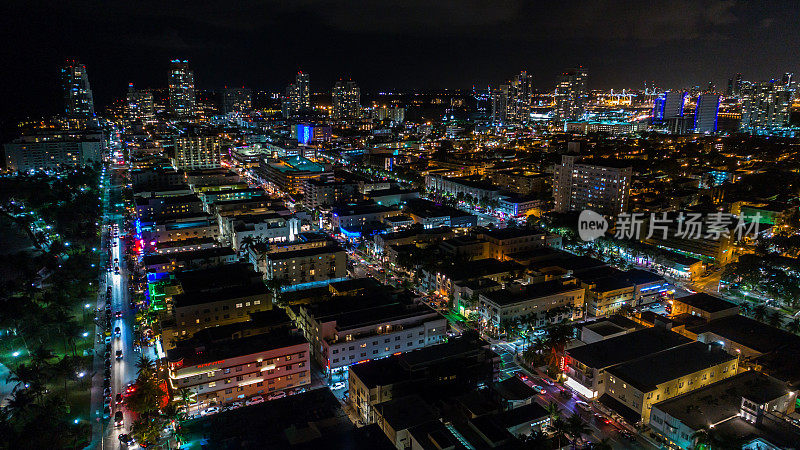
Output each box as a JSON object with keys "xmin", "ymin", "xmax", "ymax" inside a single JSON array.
[
  {"xmin": 246, "ymin": 395, "xmax": 264, "ymax": 406},
  {"xmin": 115, "ymin": 350, "xmax": 123, "ymax": 360},
  {"xmin": 532, "ymin": 385, "xmax": 546, "ymax": 394},
  {"xmin": 330, "ymin": 382, "xmax": 346, "ymax": 390},
  {"xmin": 268, "ymin": 391, "xmax": 287, "ymax": 400},
  {"xmin": 115, "ymin": 393, "xmax": 124, "ymax": 404},
  {"xmin": 118, "ymin": 434, "xmax": 134, "ymax": 446},
  {"xmin": 114, "ymin": 410, "xmax": 124, "ymax": 427},
  {"xmin": 229, "ymin": 401, "xmax": 244, "ymax": 409},
  {"xmin": 200, "ymin": 406, "xmax": 220, "ymax": 416},
  {"xmin": 576, "ymin": 401, "xmax": 591, "ymax": 412}
]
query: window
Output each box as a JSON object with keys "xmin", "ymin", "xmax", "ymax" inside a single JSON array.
[
  {"xmin": 286, "ymin": 364, "xmax": 293, "ymax": 370},
  {"xmin": 384, "ymin": 339, "xmax": 390, "ymax": 343},
  {"xmin": 419, "ymin": 340, "xmax": 423, "ymax": 344},
  {"xmin": 257, "ymin": 382, "xmax": 263, "ymax": 387},
  {"xmin": 395, "ymin": 345, "xmax": 400, "ymax": 349},
  {"xmin": 254, "ymin": 300, "xmax": 261, "ymax": 305},
  {"xmin": 235, "ymin": 366, "xmax": 242, "ymax": 372},
  {"xmin": 373, "ymin": 350, "xmax": 378, "ymax": 354},
  {"xmin": 236, "ymin": 303, "xmax": 243, "ymax": 308},
  {"xmin": 360, "ymin": 343, "xmax": 367, "ymax": 348},
  {"xmin": 236, "ymin": 376, "xmax": 243, "ymax": 381},
  {"xmin": 407, "ymin": 342, "xmax": 412, "ymax": 346},
  {"xmin": 348, "ymin": 346, "xmax": 354, "ymax": 351},
  {"xmin": 332, "ymin": 349, "xmax": 338, "ymax": 354},
  {"xmin": 333, "ymin": 358, "xmax": 339, "ymax": 363},
  {"xmin": 349, "ymin": 355, "xmax": 355, "ymax": 360},
  {"xmin": 360, "ymin": 352, "xmax": 366, "ymax": 357},
  {"xmin": 256, "ymin": 361, "xmax": 262, "ymax": 367},
  {"xmin": 286, "ymin": 355, "xmax": 292, "ymax": 361},
  {"xmin": 225, "ymin": 388, "xmax": 233, "ymax": 394},
  {"xmin": 224, "ymin": 368, "xmax": 231, "ymax": 374}
]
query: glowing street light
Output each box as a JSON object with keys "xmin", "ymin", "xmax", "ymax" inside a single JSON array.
[{"xmin": 12, "ymin": 351, "xmax": 20, "ymax": 357}]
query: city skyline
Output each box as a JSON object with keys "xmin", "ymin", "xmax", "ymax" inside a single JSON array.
[{"xmin": 2, "ymin": 1, "xmax": 799, "ymax": 122}]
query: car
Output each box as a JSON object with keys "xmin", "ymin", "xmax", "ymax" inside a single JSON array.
[
  {"xmin": 290, "ymin": 387, "xmax": 306, "ymax": 395},
  {"xmin": 114, "ymin": 326, "xmax": 121, "ymax": 336},
  {"xmin": 229, "ymin": 401, "xmax": 244, "ymax": 409},
  {"xmin": 114, "ymin": 410, "xmax": 124, "ymax": 427},
  {"xmin": 114, "ymin": 267, "xmax": 120, "ymax": 274},
  {"xmin": 559, "ymin": 389, "xmax": 572, "ymax": 399},
  {"xmin": 104, "ymin": 387, "xmax": 111, "ymax": 396},
  {"xmin": 118, "ymin": 434, "xmax": 134, "ymax": 446},
  {"xmin": 532, "ymin": 385, "xmax": 546, "ymax": 394},
  {"xmin": 539, "ymin": 377, "xmax": 555, "ymax": 386},
  {"xmin": 103, "ymin": 405, "xmax": 111, "ymax": 419},
  {"xmin": 575, "ymin": 401, "xmax": 591, "ymax": 412},
  {"xmin": 532, "ymin": 329, "xmax": 546, "ymax": 337},
  {"xmin": 116, "ymin": 350, "xmax": 123, "ymax": 360},
  {"xmin": 200, "ymin": 406, "xmax": 220, "ymax": 416},
  {"xmin": 330, "ymin": 382, "xmax": 346, "ymax": 390},
  {"xmin": 516, "ymin": 372, "xmax": 529, "ymax": 381},
  {"xmin": 246, "ymin": 395, "xmax": 265, "ymax": 406},
  {"xmin": 115, "ymin": 311, "xmax": 123, "ymax": 318},
  {"xmin": 268, "ymin": 391, "xmax": 287, "ymax": 400},
  {"xmin": 116, "ymin": 393, "xmax": 123, "ymax": 404}
]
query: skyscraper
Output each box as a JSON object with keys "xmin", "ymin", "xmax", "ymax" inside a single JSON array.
[
  {"xmin": 652, "ymin": 91, "xmax": 687, "ymax": 121},
  {"xmin": 222, "ymin": 87, "xmax": 252, "ymax": 115},
  {"xmin": 740, "ymin": 79, "xmax": 792, "ymax": 134},
  {"xmin": 694, "ymin": 94, "xmax": 720, "ymax": 134},
  {"xmin": 282, "ymin": 72, "xmax": 311, "ymax": 118},
  {"xmin": 554, "ymin": 68, "xmax": 588, "ymax": 121},
  {"xmin": 508, "ymin": 71, "xmax": 533, "ymax": 123},
  {"xmin": 491, "ymin": 85, "xmax": 509, "ymax": 125},
  {"xmin": 61, "ymin": 60, "xmax": 95, "ymax": 119},
  {"xmin": 126, "ymin": 83, "xmax": 155, "ymax": 121},
  {"xmin": 726, "ymin": 73, "xmax": 743, "ymax": 97},
  {"xmin": 168, "ymin": 60, "xmax": 196, "ymax": 118},
  {"xmin": 331, "ymin": 80, "xmax": 361, "ymax": 120}
]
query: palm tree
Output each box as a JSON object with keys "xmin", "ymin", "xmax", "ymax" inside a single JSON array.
[
  {"xmin": 548, "ymin": 417, "xmax": 569, "ymax": 449},
  {"xmin": 785, "ymin": 318, "xmax": 800, "ymax": 335},
  {"xmin": 738, "ymin": 301, "xmax": 751, "ymax": 317},
  {"xmin": 593, "ymin": 438, "xmax": 613, "ymax": 450},
  {"xmin": 767, "ymin": 310, "xmax": 784, "ymax": 328},
  {"xmin": 136, "ymin": 355, "xmax": 156, "ymax": 378},
  {"xmin": 565, "ymin": 414, "xmax": 589, "ymax": 446},
  {"xmin": 545, "ymin": 401, "xmax": 560, "ymax": 421},
  {"xmin": 752, "ymin": 303, "xmax": 767, "ymax": 322}
]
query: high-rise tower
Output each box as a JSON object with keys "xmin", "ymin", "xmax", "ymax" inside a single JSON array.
[
  {"xmin": 62, "ymin": 60, "xmax": 95, "ymax": 119},
  {"xmin": 168, "ymin": 60, "xmax": 196, "ymax": 118}
]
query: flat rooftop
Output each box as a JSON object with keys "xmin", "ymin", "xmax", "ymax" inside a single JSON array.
[
  {"xmin": 173, "ymin": 282, "xmax": 268, "ymax": 309},
  {"xmin": 481, "ymin": 280, "xmax": 582, "ymax": 307},
  {"xmin": 167, "ymin": 328, "xmax": 306, "ymax": 367},
  {"xmin": 691, "ymin": 314, "xmax": 800, "ymax": 354},
  {"xmin": 269, "ymin": 156, "xmax": 327, "ymax": 173},
  {"xmin": 567, "ymin": 327, "xmax": 691, "ymax": 369},
  {"xmin": 675, "ymin": 293, "xmax": 738, "ymax": 313},
  {"xmin": 653, "ymin": 371, "xmax": 791, "ymax": 431},
  {"xmin": 606, "ymin": 342, "xmax": 737, "ymax": 392}
]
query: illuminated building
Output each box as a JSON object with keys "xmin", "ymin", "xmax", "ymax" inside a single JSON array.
[
  {"xmin": 564, "ymin": 120, "xmax": 647, "ymax": 135},
  {"xmin": 603, "ymin": 341, "xmax": 738, "ymax": 424},
  {"xmin": 347, "ymin": 334, "xmax": 498, "ymax": 426},
  {"xmin": 491, "ymin": 84, "xmax": 509, "ymax": 125},
  {"xmin": 649, "ymin": 371, "xmax": 797, "ymax": 450},
  {"xmin": 509, "ymin": 71, "xmax": 534, "ymax": 122},
  {"xmin": 330, "ymin": 203, "xmax": 402, "ymax": 230},
  {"xmin": 553, "ymin": 155, "xmax": 632, "ymax": 216},
  {"xmin": 221, "ymin": 87, "xmax": 252, "ymax": 115},
  {"xmin": 554, "ymin": 67, "xmax": 588, "ymax": 121},
  {"xmin": 294, "ymin": 294, "xmax": 447, "ymax": 374},
  {"xmin": 168, "ymin": 59, "xmax": 195, "ymax": 118},
  {"xmin": 564, "ymin": 327, "xmax": 692, "ymax": 400},
  {"xmin": 258, "ymin": 156, "xmax": 333, "ymax": 195},
  {"xmin": 4, "ymin": 130, "xmax": 104, "ymax": 172},
  {"xmin": 331, "ymin": 79, "xmax": 361, "ymax": 120},
  {"xmin": 126, "ymin": 83, "xmax": 155, "ymax": 121},
  {"xmin": 295, "ymin": 123, "xmax": 332, "ymax": 144},
  {"xmin": 372, "ymin": 106, "xmax": 405, "ymax": 123},
  {"xmin": 173, "ymin": 135, "xmax": 221, "ymax": 170},
  {"xmin": 478, "ymin": 280, "xmax": 585, "ymax": 329},
  {"xmin": 726, "ymin": 73, "xmax": 743, "ymax": 97},
  {"xmin": 134, "ymin": 193, "xmax": 204, "ymax": 221},
  {"xmin": 260, "ymin": 239, "xmax": 347, "ymax": 286},
  {"xmin": 140, "ymin": 215, "xmax": 220, "ymax": 244},
  {"xmin": 167, "ymin": 317, "xmax": 310, "ymax": 412},
  {"xmin": 740, "ymin": 79, "xmax": 793, "ymax": 135},
  {"xmin": 282, "ymin": 71, "xmax": 310, "ymax": 118},
  {"xmin": 693, "ymin": 93, "xmax": 720, "ymax": 134},
  {"xmin": 61, "ymin": 59, "xmax": 94, "ymax": 119},
  {"xmin": 652, "ymin": 91, "xmax": 686, "ymax": 121}
]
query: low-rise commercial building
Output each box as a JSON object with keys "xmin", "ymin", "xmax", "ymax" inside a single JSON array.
[
  {"xmin": 167, "ymin": 327, "xmax": 309, "ymax": 413},
  {"xmin": 564, "ymin": 327, "xmax": 692, "ymax": 400},
  {"xmin": 478, "ymin": 280, "xmax": 585, "ymax": 330},
  {"xmin": 602, "ymin": 342, "xmax": 738, "ymax": 424},
  {"xmin": 293, "ymin": 295, "xmax": 447, "ymax": 374},
  {"xmin": 258, "ymin": 156, "xmax": 334, "ymax": 195},
  {"xmin": 260, "ymin": 239, "xmax": 347, "ymax": 286},
  {"xmin": 649, "ymin": 371, "xmax": 798, "ymax": 449}
]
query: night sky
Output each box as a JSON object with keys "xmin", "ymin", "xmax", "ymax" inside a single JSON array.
[{"xmin": 1, "ymin": 1, "xmax": 798, "ymax": 122}]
